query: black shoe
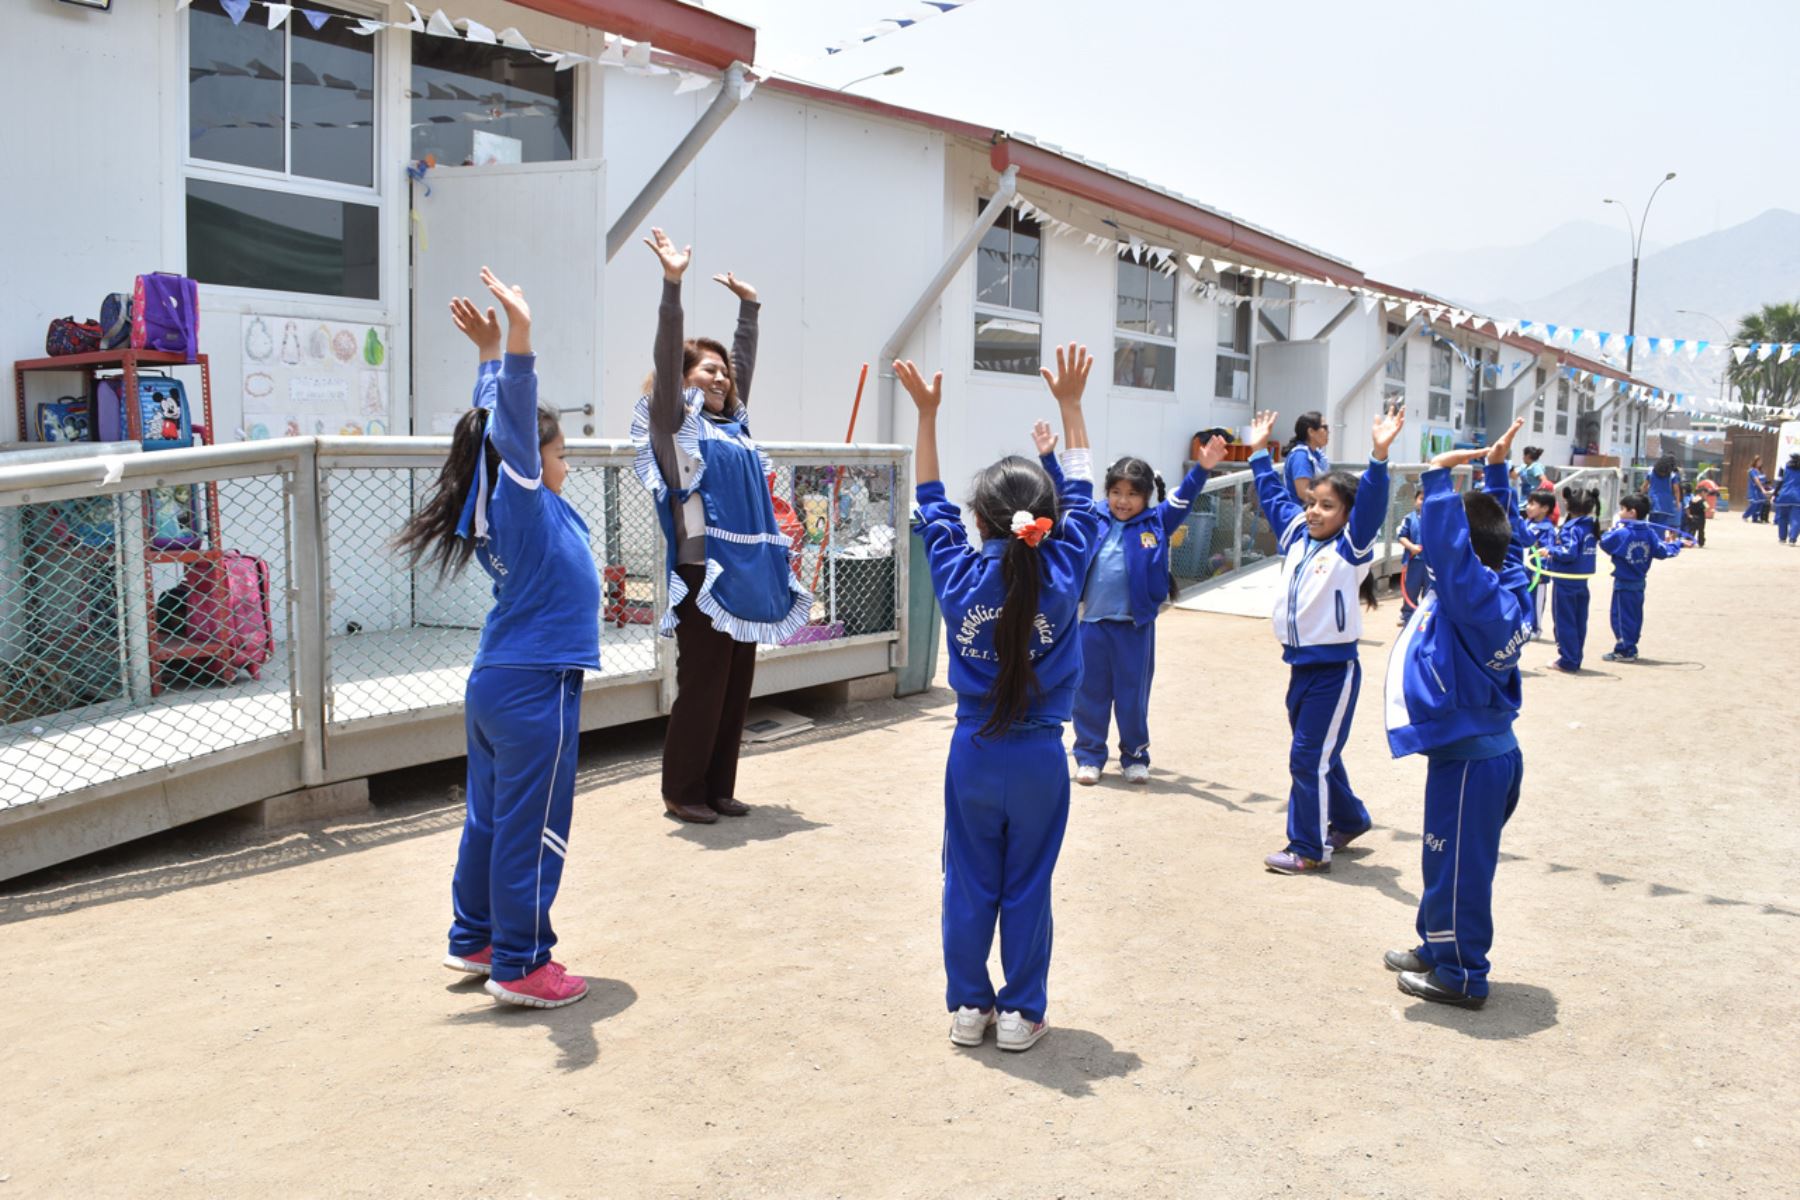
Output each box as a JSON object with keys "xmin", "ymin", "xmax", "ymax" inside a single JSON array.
[
  {"xmin": 1396, "ymin": 969, "xmax": 1485, "ymax": 1009},
  {"xmin": 708, "ymin": 796, "xmax": 750, "ymax": 817},
  {"xmin": 1383, "ymin": 949, "xmax": 1428, "ymax": 973}
]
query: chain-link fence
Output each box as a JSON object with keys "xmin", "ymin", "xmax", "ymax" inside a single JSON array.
[
  {"xmin": 0, "ymin": 465, "xmax": 296, "ymax": 810},
  {"xmin": 0, "ymin": 438, "xmax": 908, "ymax": 823}
]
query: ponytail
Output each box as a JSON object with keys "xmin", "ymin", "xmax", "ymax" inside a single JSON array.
[
  {"xmin": 1288, "ymin": 410, "xmax": 1325, "ymax": 452},
  {"xmin": 968, "ymin": 456, "xmax": 1058, "ymax": 737}
]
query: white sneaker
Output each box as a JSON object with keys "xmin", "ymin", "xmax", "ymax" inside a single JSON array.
[
  {"xmin": 949, "ymin": 1005, "xmax": 996, "ymax": 1047},
  {"xmin": 996, "ymin": 1010, "xmax": 1048, "ymax": 1052},
  {"xmin": 1122, "ymin": 763, "xmax": 1149, "ymax": 785},
  {"xmin": 1074, "ymin": 764, "xmax": 1100, "ymax": 786}
]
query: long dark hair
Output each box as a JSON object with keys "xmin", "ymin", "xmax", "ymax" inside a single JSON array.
[
  {"xmin": 968, "ymin": 455, "xmax": 1058, "ymax": 737},
  {"xmin": 1654, "ymin": 454, "xmax": 1677, "ymax": 478},
  {"xmin": 1287, "ymin": 411, "xmax": 1325, "ymax": 452},
  {"xmin": 1104, "ymin": 456, "xmax": 1166, "ymax": 506},
  {"xmin": 1311, "ymin": 471, "xmax": 1378, "ymax": 610},
  {"xmin": 394, "ymin": 404, "xmax": 562, "ymax": 580}
]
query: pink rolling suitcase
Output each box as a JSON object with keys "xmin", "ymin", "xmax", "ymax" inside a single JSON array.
[{"xmin": 182, "ymin": 551, "xmax": 274, "ymax": 682}]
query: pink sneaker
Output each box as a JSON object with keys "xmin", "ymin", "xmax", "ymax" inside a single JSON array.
[
  {"xmin": 484, "ymin": 960, "xmax": 588, "ymax": 1009},
  {"xmin": 443, "ymin": 945, "xmax": 493, "ymax": 976}
]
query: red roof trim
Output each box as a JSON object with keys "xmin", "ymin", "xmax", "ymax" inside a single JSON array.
[
  {"xmin": 508, "ymin": 0, "xmax": 754, "ymax": 70},
  {"xmin": 758, "ymin": 77, "xmax": 997, "ymax": 141},
  {"xmin": 992, "ymin": 138, "xmax": 1365, "ymax": 286}
]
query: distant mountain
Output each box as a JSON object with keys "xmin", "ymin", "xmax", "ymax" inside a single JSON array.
[
  {"xmin": 1492, "ymin": 209, "xmax": 1800, "ymax": 404},
  {"xmin": 1373, "ymin": 221, "xmax": 1661, "ymax": 310}
]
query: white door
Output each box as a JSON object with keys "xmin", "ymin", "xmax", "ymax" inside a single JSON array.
[{"xmin": 411, "ymin": 160, "xmax": 606, "ymax": 439}]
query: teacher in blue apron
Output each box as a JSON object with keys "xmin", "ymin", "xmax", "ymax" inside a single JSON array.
[{"xmin": 632, "ymin": 229, "xmax": 812, "ymax": 825}]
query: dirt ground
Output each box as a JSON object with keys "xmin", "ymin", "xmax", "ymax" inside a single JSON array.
[{"xmin": 2, "ymin": 516, "xmax": 1796, "ymax": 1199}]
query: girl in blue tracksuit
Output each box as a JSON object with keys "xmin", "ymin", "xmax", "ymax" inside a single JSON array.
[
  {"xmin": 1776, "ymin": 454, "xmax": 1800, "ymax": 545},
  {"xmin": 898, "ymin": 343, "xmax": 1104, "ymax": 1054},
  {"xmin": 1069, "ymin": 439, "xmax": 1229, "ymax": 786},
  {"xmin": 1395, "ymin": 486, "xmax": 1428, "ymax": 626},
  {"xmin": 1283, "ymin": 410, "xmax": 1332, "ymax": 503},
  {"xmin": 1244, "ymin": 403, "xmax": 1405, "ymax": 875},
  {"xmin": 1521, "ymin": 489, "xmax": 1558, "ymax": 640},
  {"xmin": 1600, "ymin": 494, "xmax": 1682, "ymax": 661},
  {"xmin": 396, "ymin": 269, "xmax": 600, "ymax": 1011},
  {"xmin": 1742, "ymin": 456, "xmax": 1771, "ymax": 523},
  {"xmin": 1546, "ymin": 484, "xmax": 1601, "ymax": 673},
  {"xmin": 1383, "ymin": 438, "xmax": 1530, "ymax": 1010},
  {"xmin": 1647, "ymin": 455, "xmax": 1683, "ymax": 532}
]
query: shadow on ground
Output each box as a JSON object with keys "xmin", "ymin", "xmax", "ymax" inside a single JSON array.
[
  {"xmin": 959, "ymin": 1027, "xmax": 1144, "ymax": 1098},
  {"xmin": 1400, "ymin": 981, "xmax": 1559, "ymax": 1039},
  {"xmin": 443, "ymin": 975, "xmax": 639, "ymax": 1071}
]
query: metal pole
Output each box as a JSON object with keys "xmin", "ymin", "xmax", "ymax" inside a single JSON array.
[
  {"xmin": 291, "ymin": 443, "xmax": 329, "ymax": 784},
  {"xmin": 605, "ymin": 64, "xmax": 749, "ymax": 262}
]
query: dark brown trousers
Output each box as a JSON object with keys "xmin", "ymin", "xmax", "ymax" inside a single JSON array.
[{"xmin": 661, "ymin": 563, "xmax": 757, "ymax": 807}]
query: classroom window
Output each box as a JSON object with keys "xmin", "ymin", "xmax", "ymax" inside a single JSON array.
[
  {"xmin": 186, "ymin": 0, "xmax": 380, "ymax": 299},
  {"xmin": 411, "ymin": 36, "xmax": 576, "ymax": 166},
  {"xmin": 1260, "ymin": 279, "xmax": 1292, "ymax": 340},
  {"xmin": 1465, "ymin": 349, "xmax": 1489, "ymax": 436},
  {"xmin": 1385, "ymin": 321, "xmax": 1408, "ymax": 383},
  {"xmin": 1114, "ymin": 250, "xmax": 1176, "ymax": 391},
  {"xmin": 1214, "ymin": 272, "xmax": 1253, "ymax": 401},
  {"xmin": 1531, "ymin": 367, "xmax": 1546, "ymax": 433},
  {"xmin": 1555, "ymin": 379, "xmax": 1570, "ymax": 436},
  {"xmin": 973, "ymin": 199, "xmax": 1042, "ymax": 376},
  {"xmin": 1428, "ymin": 344, "xmax": 1453, "ymax": 422}
]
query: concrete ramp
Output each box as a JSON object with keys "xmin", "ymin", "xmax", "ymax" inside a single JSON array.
[{"xmin": 1172, "ymin": 556, "xmax": 1283, "ymax": 619}]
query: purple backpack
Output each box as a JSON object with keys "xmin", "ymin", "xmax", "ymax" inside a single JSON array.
[{"xmin": 131, "ymin": 273, "xmax": 200, "ymax": 361}]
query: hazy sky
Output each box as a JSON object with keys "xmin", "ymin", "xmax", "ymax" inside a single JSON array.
[{"xmin": 703, "ymin": 0, "xmax": 1797, "ymax": 274}]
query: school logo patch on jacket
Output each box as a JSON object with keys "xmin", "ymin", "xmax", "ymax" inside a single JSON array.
[{"xmin": 1139, "ymin": 530, "xmax": 1159, "ymax": 550}]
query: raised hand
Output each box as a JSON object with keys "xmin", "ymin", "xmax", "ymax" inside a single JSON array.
[
  {"xmin": 1371, "ymin": 407, "xmax": 1406, "ymax": 460},
  {"xmin": 1030, "ymin": 419, "xmax": 1058, "ymax": 458},
  {"xmin": 1038, "ymin": 343, "xmax": 1093, "ymax": 408},
  {"xmin": 1245, "ymin": 409, "xmax": 1280, "ymax": 453},
  {"xmin": 449, "ymin": 295, "xmax": 501, "ymax": 360},
  {"xmin": 1429, "ymin": 446, "xmax": 1490, "ymax": 471},
  {"xmin": 643, "ymin": 227, "xmax": 691, "ymax": 281},
  {"xmin": 1487, "ymin": 415, "xmax": 1527, "ymax": 465},
  {"xmin": 712, "ymin": 271, "xmax": 757, "ymax": 302},
  {"xmin": 893, "ymin": 360, "xmax": 942, "ymax": 415},
  {"xmin": 479, "ymin": 266, "xmax": 531, "ymax": 355},
  {"xmin": 1195, "ymin": 434, "xmax": 1229, "ymax": 470}
]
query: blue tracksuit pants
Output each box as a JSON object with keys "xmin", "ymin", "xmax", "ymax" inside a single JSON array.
[
  {"xmin": 449, "ymin": 666, "xmax": 583, "ymax": 982},
  {"xmin": 1413, "ymin": 749, "xmax": 1523, "ymax": 999},
  {"xmin": 1284, "ymin": 660, "xmax": 1369, "ymax": 862},
  {"xmin": 1611, "ymin": 585, "xmax": 1645, "ymax": 656},
  {"xmin": 1779, "ymin": 504, "xmax": 1800, "ymax": 543},
  {"xmin": 1552, "ymin": 581, "xmax": 1589, "ymax": 669},
  {"xmin": 941, "ymin": 720, "xmax": 1070, "ymax": 1023},
  {"xmin": 1531, "ymin": 580, "xmax": 1548, "ymax": 641},
  {"xmin": 1071, "ymin": 619, "xmax": 1155, "ymax": 769}
]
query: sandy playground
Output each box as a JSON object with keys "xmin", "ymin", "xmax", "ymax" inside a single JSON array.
[{"xmin": 1, "ymin": 516, "xmax": 1796, "ymax": 1198}]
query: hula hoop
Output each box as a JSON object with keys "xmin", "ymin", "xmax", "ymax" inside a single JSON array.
[{"xmin": 1523, "ymin": 547, "xmax": 1596, "ymax": 585}]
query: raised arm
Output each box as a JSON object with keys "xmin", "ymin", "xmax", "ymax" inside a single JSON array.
[
  {"xmin": 895, "ymin": 359, "xmax": 942, "ymax": 486},
  {"xmin": 449, "ymin": 294, "xmax": 501, "ymax": 412},
  {"xmin": 1245, "ymin": 410, "xmax": 1304, "ymax": 538},
  {"xmin": 1419, "ymin": 462, "xmax": 1510, "ymax": 625},
  {"xmin": 644, "ymin": 228, "xmax": 691, "ymax": 438},
  {"xmin": 1038, "ymin": 344, "xmax": 1102, "ymax": 556},
  {"xmin": 1161, "ymin": 435, "xmax": 1227, "ymax": 534},
  {"xmin": 1345, "ymin": 406, "xmax": 1404, "ymax": 552},
  {"xmin": 714, "ymin": 271, "xmax": 760, "ymax": 407},
  {"xmin": 478, "ymin": 267, "xmax": 542, "ymax": 479}
]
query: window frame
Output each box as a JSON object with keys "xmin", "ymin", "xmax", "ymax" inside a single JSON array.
[
  {"xmin": 1112, "ymin": 248, "xmax": 1177, "ymax": 393},
  {"xmin": 1213, "ymin": 271, "xmax": 1253, "ymax": 403},
  {"xmin": 971, "ymin": 198, "xmax": 1044, "ymax": 378},
  {"xmin": 182, "ymin": 0, "xmax": 387, "ymax": 306},
  {"xmin": 1427, "ymin": 343, "xmax": 1454, "ymax": 422}
]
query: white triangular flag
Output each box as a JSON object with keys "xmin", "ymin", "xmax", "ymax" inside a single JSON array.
[
  {"xmin": 1362, "ymin": 295, "xmax": 1377, "ymax": 314},
  {"xmin": 497, "ymin": 26, "xmax": 534, "ymax": 51},
  {"xmin": 351, "ymin": 17, "xmax": 385, "ymax": 35},
  {"xmin": 266, "ymin": 4, "xmax": 291, "ymax": 29},
  {"xmin": 671, "ymin": 71, "xmax": 711, "ymax": 95},
  {"xmin": 625, "ymin": 39, "xmax": 654, "ymax": 67},
  {"xmin": 404, "ymin": 3, "xmax": 426, "ymax": 31},
  {"xmin": 554, "ymin": 52, "xmax": 589, "ymax": 71},
  {"xmin": 1758, "ymin": 342, "xmax": 1777, "ymax": 361},
  {"xmin": 1185, "ymin": 254, "xmax": 1204, "ymax": 273},
  {"xmin": 459, "ymin": 18, "xmax": 496, "ymax": 44},
  {"xmin": 1783, "ymin": 344, "xmax": 1796, "ymax": 364},
  {"xmin": 1211, "ymin": 258, "xmax": 1232, "ymax": 274},
  {"xmin": 598, "ymin": 36, "xmax": 627, "ymax": 64},
  {"xmin": 426, "ymin": 8, "xmax": 457, "ymax": 36}
]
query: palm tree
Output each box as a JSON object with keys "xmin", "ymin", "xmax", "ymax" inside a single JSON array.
[{"xmin": 1727, "ymin": 300, "xmax": 1800, "ymax": 415}]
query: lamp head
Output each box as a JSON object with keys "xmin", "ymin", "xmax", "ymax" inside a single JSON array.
[
  {"xmin": 882, "ymin": 65, "xmax": 905, "ymax": 77},
  {"xmin": 1664, "ymin": 171, "xmax": 1677, "ymax": 180}
]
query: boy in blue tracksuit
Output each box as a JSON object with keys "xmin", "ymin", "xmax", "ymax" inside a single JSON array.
[
  {"xmin": 1069, "ymin": 438, "xmax": 1230, "ymax": 785},
  {"xmin": 1383, "ymin": 428, "xmax": 1530, "ymax": 1010},
  {"xmin": 899, "ymin": 343, "xmax": 1104, "ymax": 1054},
  {"xmin": 1776, "ymin": 454, "xmax": 1800, "ymax": 545},
  {"xmin": 1599, "ymin": 494, "xmax": 1681, "ymax": 662},
  {"xmin": 1243, "ymin": 405, "xmax": 1405, "ymax": 875},
  {"xmin": 1395, "ymin": 487, "xmax": 1428, "ymax": 625},
  {"xmin": 1546, "ymin": 484, "xmax": 1601, "ymax": 673},
  {"xmin": 1520, "ymin": 489, "xmax": 1557, "ymax": 640}
]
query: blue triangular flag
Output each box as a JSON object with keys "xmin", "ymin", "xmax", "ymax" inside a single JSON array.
[
  {"xmin": 1648, "ymin": 337, "xmax": 1661, "ymax": 353},
  {"xmin": 301, "ymin": 8, "xmax": 328, "ymax": 29},
  {"xmin": 887, "ymin": 17, "xmax": 916, "ymax": 26},
  {"xmin": 1696, "ymin": 340, "xmax": 1709, "ymax": 355},
  {"xmin": 1598, "ymin": 332, "xmax": 1612, "ymax": 349},
  {"xmin": 923, "ymin": 1, "xmax": 962, "ymax": 10},
  {"xmin": 1571, "ymin": 328, "xmax": 1585, "ymax": 342},
  {"xmin": 222, "ymin": 0, "xmax": 251, "ymax": 23},
  {"xmin": 1623, "ymin": 335, "xmax": 1635, "ymax": 348},
  {"xmin": 1546, "ymin": 324, "xmax": 1560, "ymax": 340},
  {"xmin": 1519, "ymin": 320, "xmax": 1535, "ymax": 333}
]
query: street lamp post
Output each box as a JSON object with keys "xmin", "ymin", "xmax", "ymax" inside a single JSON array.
[
  {"xmin": 835, "ymin": 65, "xmax": 905, "ymax": 91},
  {"xmin": 1604, "ymin": 171, "xmax": 1676, "ymax": 463}
]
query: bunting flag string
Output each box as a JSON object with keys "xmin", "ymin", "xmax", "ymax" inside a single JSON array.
[{"xmin": 823, "ymin": 1, "xmax": 973, "ymax": 55}]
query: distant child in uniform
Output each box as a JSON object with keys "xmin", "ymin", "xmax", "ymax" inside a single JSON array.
[
  {"xmin": 1776, "ymin": 454, "xmax": 1800, "ymax": 545},
  {"xmin": 1244, "ymin": 402, "xmax": 1405, "ymax": 875},
  {"xmin": 900, "ymin": 343, "xmax": 1104, "ymax": 1054},
  {"xmin": 1383, "ymin": 433, "xmax": 1531, "ymax": 1010},
  {"xmin": 1546, "ymin": 484, "xmax": 1601, "ymax": 674},
  {"xmin": 1600, "ymin": 494, "xmax": 1681, "ymax": 662},
  {"xmin": 1068, "ymin": 436, "xmax": 1230, "ymax": 786},
  {"xmin": 1521, "ymin": 489, "xmax": 1558, "ymax": 638},
  {"xmin": 1683, "ymin": 488, "xmax": 1708, "ymax": 549},
  {"xmin": 396, "ymin": 268, "xmax": 599, "ymax": 1010},
  {"xmin": 1395, "ymin": 486, "xmax": 1427, "ymax": 627}
]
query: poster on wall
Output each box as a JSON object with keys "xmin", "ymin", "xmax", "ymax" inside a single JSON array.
[{"xmin": 241, "ymin": 315, "xmax": 392, "ymax": 440}]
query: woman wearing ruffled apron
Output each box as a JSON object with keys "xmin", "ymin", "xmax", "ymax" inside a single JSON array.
[{"xmin": 632, "ymin": 229, "xmax": 812, "ymax": 824}]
